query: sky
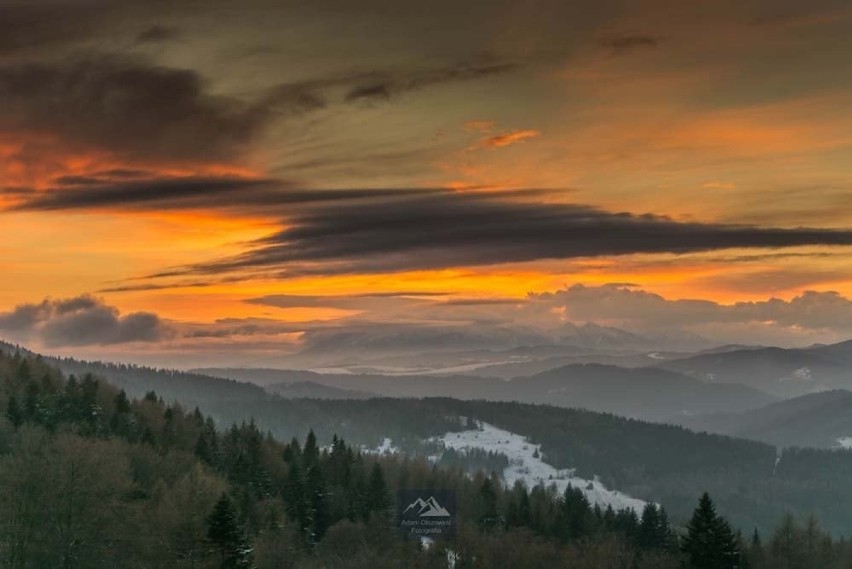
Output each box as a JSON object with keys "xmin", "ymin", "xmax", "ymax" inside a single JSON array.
[{"xmin": 2, "ymin": 0, "xmax": 852, "ymax": 366}]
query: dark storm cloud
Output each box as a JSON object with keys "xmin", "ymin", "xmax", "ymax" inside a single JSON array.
[
  {"xmin": 0, "ymin": 56, "xmax": 268, "ymax": 163},
  {"xmin": 0, "ymin": 296, "xmax": 170, "ymax": 347},
  {"xmin": 0, "ymin": 53, "xmax": 517, "ymax": 168},
  {"xmin": 11, "ymin": 176, "xmax": 278, "ymax": 211},
  {"xmin": 10, "ymin": 177, "xmax": 441, "ymax": 212},
  {"xmin": 157, "ymin": 189, "xmax": 852, "ymax": 277}
]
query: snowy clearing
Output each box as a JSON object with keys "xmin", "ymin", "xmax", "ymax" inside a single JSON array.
[
  {"xmin": 362, "ymin": 437, "xmax": 400, "ymax": 455},
  {"xmin": 432, "ymin": 421, "xmax": 646, "ymax": 512}
]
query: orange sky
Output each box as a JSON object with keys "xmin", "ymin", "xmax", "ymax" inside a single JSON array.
[{"xmin": 2, "ymin": 0, "xmax": 852, "ymax": 361}]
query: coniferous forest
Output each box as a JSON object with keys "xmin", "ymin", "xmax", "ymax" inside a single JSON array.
[
  {"xmin": 1, "ymin": 350, "xmax": 852, "ymax": 567},
  {"xmin": 28, "ymin": 348, "xmax": 852, "ymax": 537}
]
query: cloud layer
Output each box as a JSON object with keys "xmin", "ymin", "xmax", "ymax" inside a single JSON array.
[
  {"xmin": 0, "ymin": 296, "xmax": 170, "ymax": 348},
  {"xmin": 0, "ymin": 56, "xmax": 267, "ymax": 164},
  {"xmin": 163, "ymin": 189, "xmax": 852, "ymax": 278},
  {"xmin": 533, "ymin": 284, "xmax": 852, "ymax": 334}
]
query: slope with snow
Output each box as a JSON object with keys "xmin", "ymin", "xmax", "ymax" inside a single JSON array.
[
  {"xmin": 432, "ymin": 422, "xmax": 646, "ymax": 512},
  {"xmin": 362, "ymin": 437, "xmax": 399, "ymax": 455}
]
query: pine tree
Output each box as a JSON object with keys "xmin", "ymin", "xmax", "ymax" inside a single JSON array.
[
  {"xmin": 558, "ymin": 485, "xmax": 593, "ymax": 542},
  {"xmin": 24, "ymin": 381, "xmax": 40, "ymax": 420},
  {"xmin": 283, "ymin": 461, "xmax": 308, "ymax": 530},
  {"xmin": 477, "ymin": 477, "xmax": 500, "ymax": 532},
  {"xmin": 365, "ymin": 462, "xmax": 393, "ymax": 519},
  {"xmin": 207, "ymin": 493, "xmax": 252, "ymax": 568},
  {"xmin": 303, "ymin": 430, "xmax": 319, "ymax": 467},
  {"xmin": 195, "ymin": 434, "xmax": 214, "ymax": 465},
  {"xmin": 639, "ymin": 503, "xmax": 661, "ymax": 549},
  {"xmin": 657, "ymin": 506, "xmax": 676, "ymax": 552},
  {"xmin": 639, "ymin": 503, "xmax": 675, "ymax": 551},
  {"xmin": 682, "ymin": 493, "xmax": 740, "ymax": 569},
  {"xmin": 113, "ymin": 390, "xmax": 131, "ymax": 414},
  {"xmin": 283, "ymin": 437, "xmax": 301, "ymax": 464},
  {"xmin": 305, "ymin": 463, "xmax": 329, "ymax": 544},
  {"xmin": 6, "ymin": 396, "xmax": 23, "ymax": 429}
]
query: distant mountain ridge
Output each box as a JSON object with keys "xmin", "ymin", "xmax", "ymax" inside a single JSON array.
[
  {"xmin": 254, "ymin": 321, "xmax": 715, "ymax": 371},
  {"xmin": 677, "ymin": 389, "xmax": 852, "ymax": 448},
  {"xmin": 655, "ymin": 340, "xmax": 852, "ymax": 397},
  {"xmin": 198, "ymin": 362, "xmax": 776, "ymax": 422}
]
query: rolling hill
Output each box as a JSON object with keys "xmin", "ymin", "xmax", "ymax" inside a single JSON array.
[
  {"xmin": 677, "ymin": 389, "xmax": 852, "ymax": 448},
  {"xmin": 199, "ymin": 363, "xmax": 776, "ymax": 421},
  {"xmin": 654, "ymin": 340, "xmax": 852, "ymax": 397}
]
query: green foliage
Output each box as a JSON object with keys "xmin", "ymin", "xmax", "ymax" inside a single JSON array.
[
  {"xmin": 682, "ymin": 493, "xmax": 741, "ymax": 569},
  {"xmin": 207, "ymin": 493, "xmax": 252, "ymax": 568},
  {"xmin": 3, "ymin": 348, "xmax": 852, "ymax": 567}
]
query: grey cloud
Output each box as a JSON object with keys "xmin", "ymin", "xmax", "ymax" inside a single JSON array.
[
  {"xmin": 0, "ymin": 4, "xmax": 102, "ymax": 55},
  {"xmin": 163, "ymin": 189, "xmax": 852, "ymax": 278},
  {"xmin": 259, "ymin": 57, "xmax": 519, "ymax": 112},
  {"xmin": 10, "ymin": 177, "xmax": 439, "ymax": 213},
  {"xmin": 0, "ymin": 56, "xmax": 268, "ymax": 163},
  {"xmin": 342, "ymin": 59, "xmax": 518, "ymax": 102},
  {"xmin": 533, "ymin": 284, "xmax": 852, "ymax": 334},
  {"xmin": 98, "ymin": 281, "xmax": 216, "ymax": 293},
  {"xmin": 11, "ymin": 176, "xmax": 279, "ymax": 211},
  {"xmin": 0, "ymin": 295, "xmax": 171, "ymax": 347}
]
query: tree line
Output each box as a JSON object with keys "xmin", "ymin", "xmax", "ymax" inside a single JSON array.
[{"xmin": 2, "ymin": 350, "xmax": 852, "ymax": 567}]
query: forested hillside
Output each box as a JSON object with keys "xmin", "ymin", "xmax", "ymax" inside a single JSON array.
[
  {"xmin": 8, "ymin": 343, "xmax": 852, "ymax": 536},
  {"xmin": 656, "ymin": 341, "xmax": 852, "ymax": 398},
  {"xmin": 0, "ymin": 348, "xmax": 669, "ymax": 567},
  {"xmin": 677, "ymin": 390, "xmax": 852, "ymax": 448},
  {"xmin": 5, "ymin": 349, "xmax": 852, "ymax": 566}
]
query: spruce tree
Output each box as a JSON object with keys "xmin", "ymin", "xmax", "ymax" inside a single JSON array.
[
  {"xmin": 305, "ymin": 463, "xmax": 329, "ymax": 544},
  {"xmin": 477, "ymin": 477, "xmax": 500, "ymax": 532},
  {"xmin": 639, "ymin": 503, "xmax": 675, "ymax": 551},
  {"xmin": 6, "ymin": 396, "xmax": 23, "ymax": 429},
  {"xmin": 303, "ymin": 430, "xmax": 319, "ymax": 467},
  {"xmin": 365, "ymin": 463, "xmax": 393, "ymax": 519},
  {"xmin": 639, "ymin": 503, "xmax": 661, "ymax": 549},
  {"xmin": 682, "ymin": 493, "xmax": 740, "ymax": 569},
  {"xmin": 207, "ymin": 493, "xmax": 252, "ymax": 568},
  {"xmin": 559, "ymin": 485, "xmax": 593, "ymax": 541}
]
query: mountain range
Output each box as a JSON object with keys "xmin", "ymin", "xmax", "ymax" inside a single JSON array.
[
  {"xmin": 655, "ymin": 340, "xmax": 852, "ymax": 397},
  {"xmin": 677, "ymin": 389, "xmax": 852, "ymax": 448},
  {"xmin": 199, "ymin": 363, "xmax": 775, "ymax": 422}
]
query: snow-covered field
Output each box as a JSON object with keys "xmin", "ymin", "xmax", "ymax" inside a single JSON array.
[
  {"xmin": 432, "ymin": 422, "xmax": 646, "ymax": 512},
  {"xmin": 363, "ymin": 437, "xmax": 400, "ymax": 455}
]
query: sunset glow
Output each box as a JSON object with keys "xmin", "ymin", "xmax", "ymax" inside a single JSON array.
[{"xmin": 2, "ymin": 0, "xmax": 852, "ymax": 365}]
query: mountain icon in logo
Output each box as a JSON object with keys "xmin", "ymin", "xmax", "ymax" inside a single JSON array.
[{"xmin": 402, "ymin": 496, "xmax": 451, "ymax": 517}]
